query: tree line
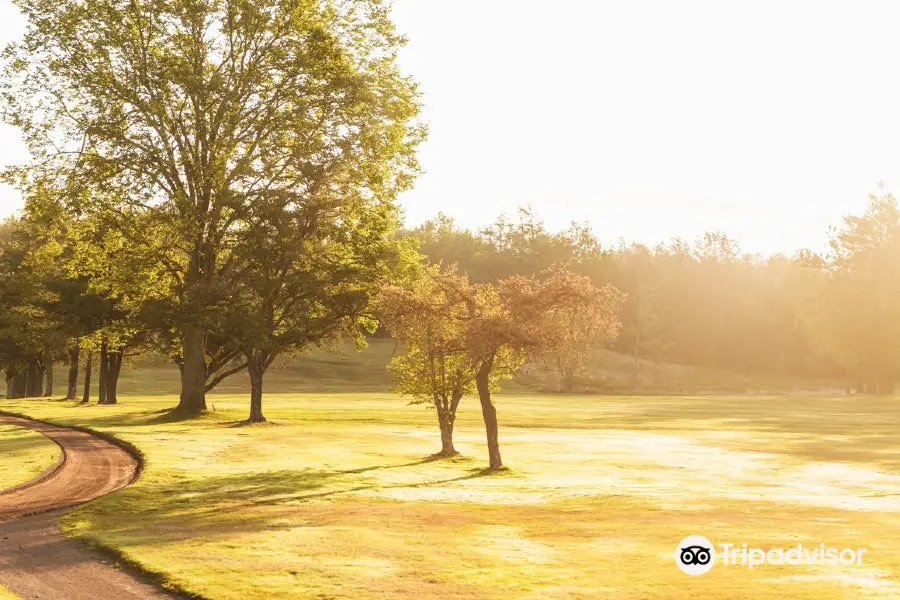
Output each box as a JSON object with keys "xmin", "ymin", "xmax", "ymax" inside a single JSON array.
[{"xmin": 405, "ymin": 195, "xmax": 900, "ymax": 394}]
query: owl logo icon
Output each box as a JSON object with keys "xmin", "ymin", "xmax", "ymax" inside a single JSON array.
[{"xmin": 675, "ymin": 535, "xmax": 716, "ymax": 575}]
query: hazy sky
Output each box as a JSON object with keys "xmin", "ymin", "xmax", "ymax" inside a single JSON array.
[
  {"xmin": 390, "ymin": 0, "xmax": 900, "ymax": 255},
  {"xmin": 0, "ymin": 1, "xmax": 898, "ymax": 255}
]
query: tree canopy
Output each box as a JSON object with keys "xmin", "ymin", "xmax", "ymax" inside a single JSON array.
[{"xmin": 3, "ymin": 0, "xmax": 425, "ymax": 415}]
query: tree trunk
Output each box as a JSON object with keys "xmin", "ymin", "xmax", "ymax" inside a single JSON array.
[
  {"xmin": 98, "ymin": 339, "xmax": 108, "ymax": 404},
  {"xmin": 562, "ymin": 366, "xmax": 575, "ymax": 393},
  {"xmin": 14, "ymin": 373, "xmax": 26, "ymax": 399},
  {"xmin": 81, "ymin": 351, "xmax": 93, "ymax": 403},
  {"xmin": 25, "ymin": 359, "xmax": 37, "ymax": 397},
  {"xmin": 632, "ymin": 318, "xmax": 642, "ymax": 392},
  {"xmin": 25, "ymin": 357, "xmax": 44, "ymax": 397},
  {"xmin": 436, "ymin": 406, "xmax": 457, "ymax": 456},
  {"xmin": 44, "ymin": 361, "xmax": 53, "ymax": 397},
  {"xmin": 247, "ymin": 356, "xmax": 266, "ymax": 423},
  {"xmin": 177, "ymin": 325, "xmax": 208, "ymax": 416},
  {"xmin": 475, "ymin": 362, "xmax": 503, "ymax": 469},
  {"xmin": 435, "ymin": 388, "xmax": 462, "ymax": 456},
  {"xmin": 66, "ymin": 345, "xmax": 80, "ymax": 400},
  {"xmin": 102, "ymin": 351, "xmax": 122, "ymax": 405},
  {"xmin": 5, "ymin": 369, "xmax": 25, "ymax": 399}
]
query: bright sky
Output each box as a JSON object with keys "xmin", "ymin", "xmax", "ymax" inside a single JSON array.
[
  {"xmin": 0, "ymin": 1, "xmax": 898, "ymax": 255},
  {"xmin": 390, "ymin": 0, "xmax": 900, "ymax": 255}
]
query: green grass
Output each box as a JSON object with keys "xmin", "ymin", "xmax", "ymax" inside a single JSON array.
[
  {"xmin": 2, "ymin": 391, "xmax": 900, "ymax": 599},
  {"xmin": 0, "ymin": 421, "xmax": 61, "ymax": 491}
]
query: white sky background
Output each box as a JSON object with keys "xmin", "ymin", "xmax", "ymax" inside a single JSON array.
[
  {"xmin": 390, "ymin": 0, "xmax": 900, "ymax": 255},
  {"xmin": 0, "ymin": 2, "xmax": 898, "ymax": 255}
]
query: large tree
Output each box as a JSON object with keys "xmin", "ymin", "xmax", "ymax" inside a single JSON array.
[{"xmin": 3, "ymin": 0, "xmax": 424, "ymax": 416}]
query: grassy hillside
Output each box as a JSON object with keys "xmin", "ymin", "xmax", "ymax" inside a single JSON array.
[
  {"xmin": 0, "ymin": 422, "xmax": 61, "ymax": 491},
  {"xmin": 82, "ymin": 339, "xmax": 839, "ymax": 400},
  {"xmin": 110, "ymin": 339, "xmax": 401, "ymax": 397},
  {"xmin": 1, "ymin": 393, "xmax": 898, "ymax": 599},
  {"xmin": 522, "ymin": 348, "xmax": 842, "ymax": 394}
]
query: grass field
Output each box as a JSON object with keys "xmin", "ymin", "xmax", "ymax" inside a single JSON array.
[
  {"xmin": 0, "ymin": 421, "xmax": 61, "ymax": 492},
  {"xmin": 2, "ymin": 390, "xmax": 900, "ymax": 599}
]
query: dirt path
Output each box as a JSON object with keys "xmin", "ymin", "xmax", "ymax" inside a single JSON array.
[{"xmin": 0, "ymin": 414, "xmax": 179, "ymax": 600}]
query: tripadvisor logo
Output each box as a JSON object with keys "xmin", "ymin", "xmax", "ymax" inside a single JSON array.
[
  {"xmin": 675, "ymin": 535, "xmax": 716, "ymax": 575},
  {"xmin": 675, "ymin": 535, "xmax": 868, "ymax": 575}
]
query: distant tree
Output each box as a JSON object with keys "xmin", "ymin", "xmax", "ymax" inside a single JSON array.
[
  {"xmin": 540, "ymin": 281, "xmax": 624, "ymax": 391},
  {"xmin": 801, "ymin": 188, "xmax": 900, "ymax": 393},
  {"xmin": 24, "ymin": 192, "xmax": 166, "ymax": 405},
  {"xmin": 378, "ymin": 268, "xmax": 475, "ymax": 456},
  {"xmin": 386, "ymin": 267, "xmax": 613, "ymax": 468},
  {"xmin": 68, "ymin": 219, "xmax": 165, "ymax": 405},
  {"xmin": 0, "ymin": 216, "xmax": 67, "ymax": 397},
  {"xmin": 627, "ymin": 285, "xmax": 658, "ymax": 390},
  {"xmin": 409, "ymin": 214, "xmax": 496, "ymax": 283},
  {"xmin": 464, "ymin": 269, "xmax": 617, "ymax": 468},
  {"xmin": 409, "ymin": 207, "xmax": 843, "ymax": 386}
]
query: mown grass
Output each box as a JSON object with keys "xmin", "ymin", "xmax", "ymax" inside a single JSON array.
[
  {"xmin": 1, "ymin": 391, "xmax": 900, "ymax": 599},
  {"xmin": 0, "ymin": 422, "xmax": 61, "ymax": 492}
]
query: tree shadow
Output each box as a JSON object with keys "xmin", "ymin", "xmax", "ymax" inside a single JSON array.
[
  {"xmin": 0, "ymin": 429, "xmax": 59, "ymax": 453},
  {"xmin": 226, "ymin": 420, "xmax": 285, "ymax": 428},
  {"xmin": 75, "ymin": 460, "xmax": 499, "ymax": 547}
]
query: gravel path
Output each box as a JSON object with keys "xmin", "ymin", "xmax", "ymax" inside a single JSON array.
[{"xmin": 0, "ymin": 414, "xmax": 179, "ymax": 600}]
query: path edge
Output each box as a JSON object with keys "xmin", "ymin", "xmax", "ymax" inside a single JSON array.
[
  {"xmin": 0, "ymin": 409, "xmax": 146, "ymax": 485},
  {"xmin": 0, "ymin": 408, "xmax": 211, "ymax": 600}
]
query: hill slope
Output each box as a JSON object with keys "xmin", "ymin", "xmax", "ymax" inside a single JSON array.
[{"xmin": 87, "ymin": 340, "xmax": 841, "ymax": 399}]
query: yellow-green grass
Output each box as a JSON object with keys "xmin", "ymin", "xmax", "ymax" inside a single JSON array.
[
  {"xmin": 0, "ymin": 421, "xmax": 61, "ymax": 491},
  {"xmin": 0, "ymin": 584, "xmax": 19, "ymax": 600},
  {"xmin": 1, "ymin": 393, "xmax": 900, "ymax": 599}
]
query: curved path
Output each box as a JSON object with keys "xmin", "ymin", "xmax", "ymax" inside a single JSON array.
[{"xmin": 0, "ymin": 414, "xmax": 178, "ymax": 600}]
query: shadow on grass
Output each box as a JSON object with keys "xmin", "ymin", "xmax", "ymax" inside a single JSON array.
[
  {"xmin": 0, "ymin": 427, "xmax": 60, "ymax": 453},
  {"xmin": 226, "ymin": 420, "xmax": 286, "ymax": 428},
  {"xmin": 71, "ymin": 461, "xmax": 501, "ymax": 546}
]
